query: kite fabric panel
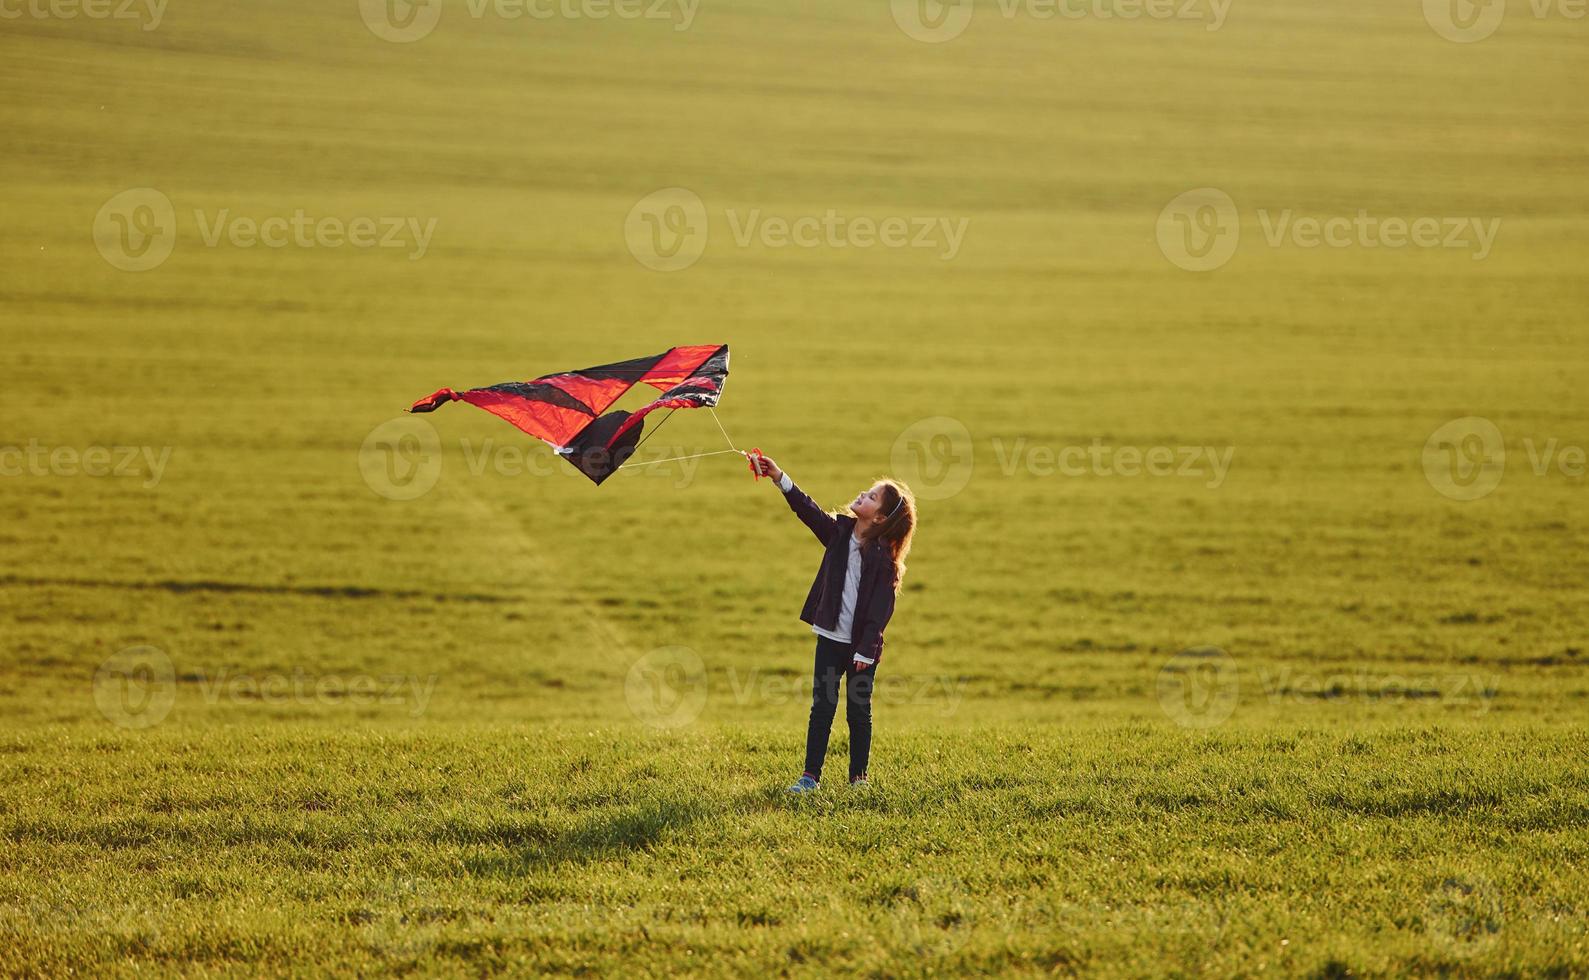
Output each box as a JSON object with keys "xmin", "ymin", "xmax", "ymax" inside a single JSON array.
[{"xmin": 408, "ymin": 344, "xmax": 730, "ymax": 484}]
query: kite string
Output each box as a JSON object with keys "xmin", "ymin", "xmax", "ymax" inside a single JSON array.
[
  {"xmin": 709, "ymin": 407, "xmax": 739, "ymax": 453},
  {"xmin": 615, "ymin": 406, "xmax": 747, "ymax": 471},
  {"xmin": 620, "ymin": 449, "xmax": 743, "ymax": 469},
  {"xmin": 630, "ymin": 408, "xmax": 676, "ymax": 453}
]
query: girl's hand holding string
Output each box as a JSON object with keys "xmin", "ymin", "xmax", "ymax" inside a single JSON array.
[{"xmin": 754, "ymin": 454, "xmax": 783, "ymax": 483}]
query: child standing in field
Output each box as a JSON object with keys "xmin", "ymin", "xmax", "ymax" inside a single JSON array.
[{"xmin": 751, "ymin": 454, "xmax": 916, "ymax": 793}]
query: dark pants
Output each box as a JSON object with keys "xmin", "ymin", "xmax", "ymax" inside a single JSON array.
[{"xmin": 803, "ymin": 635, "xmax": 876, "ymax": 783}]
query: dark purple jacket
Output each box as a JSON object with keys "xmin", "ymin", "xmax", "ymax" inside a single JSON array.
[{"xmin": 781, "ymin": 479, "xmax": 898, "ymax": 664}]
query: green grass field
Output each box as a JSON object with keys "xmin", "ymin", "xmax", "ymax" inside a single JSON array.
[{"xmin": 2, "ymin": 0, "xmax": 1588, "ymax": 974}]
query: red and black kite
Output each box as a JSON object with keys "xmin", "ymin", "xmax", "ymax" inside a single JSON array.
[{"xmin": 408, "ymin": 344, "xmax": 730, "ymax": 484}]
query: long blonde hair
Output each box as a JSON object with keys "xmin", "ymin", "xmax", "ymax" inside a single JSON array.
[{"xmin": 855, "ymin": 478, "xmax": 916, "ymax": 592}]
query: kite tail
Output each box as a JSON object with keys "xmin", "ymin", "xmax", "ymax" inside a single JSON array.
[{"xmin": 408, "ymin": 388, "xmax": 458, "ymax": 413}]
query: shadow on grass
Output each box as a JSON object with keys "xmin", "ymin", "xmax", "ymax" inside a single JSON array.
[
  {"xmin": 0, "ymin": 573, "xmax": 514, "ymax": 604},
  {"xmin": 458, "ymin": 792, "xmax": 763, "ymax": 876},
  {"xmin": 455, "ymin": 776, "xmax": 911, "ymax": 879}
]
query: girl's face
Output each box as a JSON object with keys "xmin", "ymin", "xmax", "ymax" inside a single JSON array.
[{"xmin": 850, "ymin": 482, "xmax": 890, "ymax": 523}]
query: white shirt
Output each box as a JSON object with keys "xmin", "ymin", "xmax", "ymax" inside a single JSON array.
[
  {"xmin": 779, "ymin": 472, "xmax": 874, "ymax": 665},
  {"xmin": 811, "ymin": 532, "xmax": 863, "ymax": 645}
]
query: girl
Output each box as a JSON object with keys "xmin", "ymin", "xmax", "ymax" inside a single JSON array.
[{"xmin": 751, "ymin": 454, "xmax": 917, "ymax": 793}]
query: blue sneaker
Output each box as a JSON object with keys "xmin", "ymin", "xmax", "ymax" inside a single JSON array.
[{"xmin": 787, "ymin": 774, "xmax": 819, "ymax": 794}]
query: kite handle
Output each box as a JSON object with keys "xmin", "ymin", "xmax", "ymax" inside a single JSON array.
[{"xmin": 746, "ymin": 448, "xmax": 765, "ymax": 481}]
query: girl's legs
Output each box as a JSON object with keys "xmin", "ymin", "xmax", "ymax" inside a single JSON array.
[
  {"xmin": 802, "ymin": 637, "xmax": 850, "ymax": 782},
  {"xmin": 845, "ymin": 665, "xmax": 876, "ymax": 782}
]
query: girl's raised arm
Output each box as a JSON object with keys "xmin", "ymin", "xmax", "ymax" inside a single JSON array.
[{"xmin": 754, "ymin": 455, "xmax": 840, "ymax": 545}]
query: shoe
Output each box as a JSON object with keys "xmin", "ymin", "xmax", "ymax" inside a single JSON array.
[
  {"xmin": 787, "ymin": 774, "xmax": 819, "ymax": 794},
  {"xmin": 849, "ymin": 775, "xmax": 871, "ymax": 788}
]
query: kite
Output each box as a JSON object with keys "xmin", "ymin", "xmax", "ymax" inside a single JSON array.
[{"xmin": 408, "ymin": 344, "xmax": 756, "ymax": 485}]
